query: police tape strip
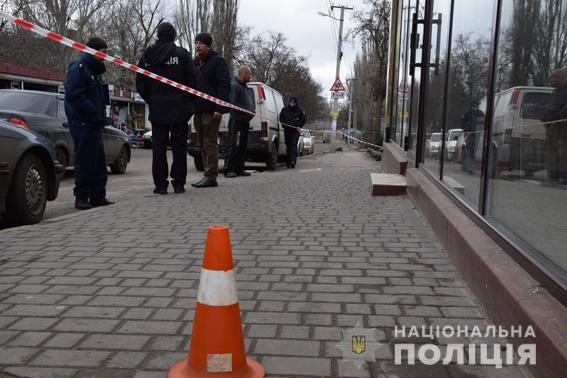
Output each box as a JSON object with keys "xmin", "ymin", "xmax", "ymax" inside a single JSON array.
[
  {"xmin": 1, "ymin": 12, "xmax": 387, "ymax": 151},
  {"xmin": 0, "ymin": 12, "xmax": 314, "ymax": 135},
  {"xmin": 336, "ymin": 130, "xmax": 382, "ymax": 149}
]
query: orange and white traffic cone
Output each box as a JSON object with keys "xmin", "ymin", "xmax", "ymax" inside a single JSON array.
[{"xmin": 169, "ymin": 225, "xmax": 265, "ymax": 378}]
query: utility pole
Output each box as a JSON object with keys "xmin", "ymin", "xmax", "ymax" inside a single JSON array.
[
  {"xmin": 330, "ymin": 4, "xmax": 353, "ymax": 146},
  {"xmin": 346, "ymin": 77, "xmax": 358, "ymax": 144}
]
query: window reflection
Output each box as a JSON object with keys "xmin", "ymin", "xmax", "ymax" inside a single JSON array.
[
  {"xmin": 487, "ymin": 0, "xmax": 567, "ymax": 275},
  {"xmin": 423, "ymin": 0, "xmax": 451, "ymax": 177}
]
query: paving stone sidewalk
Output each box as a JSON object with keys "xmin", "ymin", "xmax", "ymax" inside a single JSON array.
[{"xmin": 0, "ymin": 149, "xmax": 530, "ymax": 377}]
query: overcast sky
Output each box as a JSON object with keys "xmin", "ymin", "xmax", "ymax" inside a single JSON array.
[{"xmin": 238, "ymin": 0, "xmax": 369, "ymax": 96}]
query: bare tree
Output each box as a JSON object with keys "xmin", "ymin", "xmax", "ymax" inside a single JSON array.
[
  {"xmin": 174, "ymin": 0, "xmax": 239, "ymax": 71},
  {"xmin": 349, "ymin": 0, "xmax": 390, "ymax": 139},
  {"xmin": 237, "ymin": 31, "xmax": 327, "ymax": 119},
  {"xmin": 104, "ymin": 0, "xmax": 164, "ymax": 89}
]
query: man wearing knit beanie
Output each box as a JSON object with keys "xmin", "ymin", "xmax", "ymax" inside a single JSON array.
[
  {"xmin": 136, "ymin": 22, "xmax": 197, "ymax": 194},
  {"xmin": 191, "ymin": 31, "xmax": 231, "ymax": 188}
]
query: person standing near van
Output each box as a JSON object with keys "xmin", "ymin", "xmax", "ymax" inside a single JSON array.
[
  {"xmin": 191, "ymin": 32, "xmax": 231, "ymax": 188},
  {"xmin": 64, "ymin": 37, "xmax": 113, "ymax": 210},
  {"xmin": 461, "ymin": 100, "xmax": 484, "ymax": 173},
  {"xmin": 225, "ymin": 65, "xmax": 255, "ymax": 178},
  {"xmin": 136, "ymin": 22, "xmax": 197, "ymax": 194},
  {"xmin": 542, "ymin": 68, "xmax": 567, "ymax": 183},
  {"xmin": 279, "ymin": 96, "xmax": 307, "ymax": 168}
]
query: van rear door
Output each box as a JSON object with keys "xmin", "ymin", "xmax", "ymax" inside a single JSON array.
[{"xmin": 248, "ymin": 84, "xmax": 264, "ymax": 131}]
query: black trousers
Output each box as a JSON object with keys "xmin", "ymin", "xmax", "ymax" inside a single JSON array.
[
  {"xmin": 285, "ymin": 130, "xmax": 300, "ymax": 166},
  {"xmin": 225, "ymin": 118, "xmax": 250, "ymax": 174},
  {"xmin": 69, "ymin": 124, "xmax": 107, "ymax": 201},
  {"xmin": 152, "ymin": 122, "xmax": 188, "ymax": 189}
]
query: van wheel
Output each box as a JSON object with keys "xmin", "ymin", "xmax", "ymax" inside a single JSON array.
[
  {"xmin": 194, "ymin": 155, "xmax": 204, "ymax": 172},
  {"xmin": 5, "ymin": 154, "xmax": 48, "ymax": 226},
  {"xmin": 266, "ymin": 143, "xmax": 278, "ymax": 171}
]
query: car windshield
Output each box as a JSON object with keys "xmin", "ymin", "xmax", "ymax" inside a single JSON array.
[
  {"xmin": 0, "ymin": 91, "xmax": 54, "ymax": 115},
  {"xmin": 301, "ymin": 130, "xmax": 310, "ymax": 137},
  {"xmin": 431, "ymin": 133, "xmax": 441, "ymax": 142}
]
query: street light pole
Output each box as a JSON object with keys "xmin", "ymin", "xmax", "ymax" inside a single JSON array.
[{"xmin": 330, "ymin": 4, "xmax": 353, "ymax": 147}]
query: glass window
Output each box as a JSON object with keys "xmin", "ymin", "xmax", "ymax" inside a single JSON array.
[
  {"xmin": 0, "ymin": 91, "xmax": 55, "ymax": 116},
  {"xmin": 394, "ymin": 0, "xmax": 414, "ymax": 147},
  {"xmin": 487, "ymin": 0, "xmax": 567, "ymax": 277},
  {"xmin": 57, "ymin": 98, "xmax": 67, "ymax": 122},
  {"xmin": 423, "ymin": 0, "xmax": 452, "ymax": 176},
  {"xmin": 441, "ymin": 0, "xmax": 495, "ymax": 208},
  {"xmin": 409, "ymin": 1, "xmax": 425, "ymax": 155}
]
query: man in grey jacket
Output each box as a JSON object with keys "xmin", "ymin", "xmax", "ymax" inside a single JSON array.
[{"xmin": 225, "ymin": 66, "xmax": 256, "ymax": 178}]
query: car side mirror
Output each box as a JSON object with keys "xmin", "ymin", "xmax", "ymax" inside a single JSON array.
[{"xmin": 62, "ymin": 121, "xmax": 69, "ymax": 128}]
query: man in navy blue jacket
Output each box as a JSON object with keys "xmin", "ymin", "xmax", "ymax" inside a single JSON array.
[
  {"xmin": 225, "ymin": 65, "xmax": 255, "ymax": 178},
  {"xmin": 64, "ymin": 37, "xmax": 113, "ymax": 210},
  {"xmin": 191, "ymin": 32, "xmax": 231, "ymax": 188}
]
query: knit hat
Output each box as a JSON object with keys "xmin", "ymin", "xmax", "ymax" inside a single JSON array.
[
  {"xmin": 290, "ymin": 96, "xmax": 299, "ymax": 104},
  {"xmin": 86, "ymin": 37, "xmax": 108, "ymax": 51},
  {"xmin": 157, "ymin": 22, "xmax": 177, "ymax": 42},
  {"xmin": 195, "ymin": 32, "xmax": 213, "ymax": 47}
]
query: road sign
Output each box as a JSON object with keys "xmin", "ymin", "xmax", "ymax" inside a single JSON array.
[
  {"xmin": 330, "ymin": 108, "xmax": 340, "ymax": 118},
  {"xmin": 331, "ymin": 92, "xmax": 346, "ymax": 99},
  {"xmin": 330, "ymin": 77, "xmax": 346, "ymax": 92}
]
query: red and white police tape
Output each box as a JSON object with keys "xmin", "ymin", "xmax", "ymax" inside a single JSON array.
[{"xmin": 0, "ymin": 12, "xmax": 385, "ymax": 151}]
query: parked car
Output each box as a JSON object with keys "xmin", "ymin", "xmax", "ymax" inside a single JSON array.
[
  {"xmin": 188, "ymin": 82, "xmax": 287, "ymax": 171},
  {"xmin": 0, "ymin": 120, "xmax": 64, "ymax": 225},
  {"xmin": 0, "ymin": 89, "xmax": 132, "ymax": 175},
  {"xmin": 445, "ymin": 128, "xmax": 463, "ymax": 161},
  {"xmin": 425, "ymin": 132, "xmax": 442, "ymax": 158},
  {"xmin": 301, "ymin": 129, "xmax": 314, "ymax": 155}
]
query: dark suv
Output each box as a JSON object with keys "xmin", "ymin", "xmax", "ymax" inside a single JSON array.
[{"xmin": 0, "ymin": 120, "xmax": 64, "ymax": 225}]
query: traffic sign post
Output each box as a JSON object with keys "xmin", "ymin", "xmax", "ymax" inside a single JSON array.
[{"xmin": 330, "ymin": 77, "xmax": 347, "ymax": 92}]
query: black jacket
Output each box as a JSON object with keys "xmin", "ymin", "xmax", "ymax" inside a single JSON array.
[
  {"xmin": 280, "ymin": 105, "xmax": 307, "ymax": 133},
  {"xmin": 194, "ymin": 50, "xmax": 231, "ymax": 114},
  {"xmin": 64, "ymin": 53, "xmax": 109, "ymax": 127},
  {"xmin": 136, "ymin": 40, "xmax": 197, "ymax": 123},
  {"xmin": 229, "ymin": 79, "xmax": 255, "ymax": 122}
]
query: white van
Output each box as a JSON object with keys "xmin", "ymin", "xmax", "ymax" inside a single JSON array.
[
  {"xmin": 489, "ymin": 86, "xmax": 553, "ymax": 175},
  {"xmin": 456, "ymin": 87, "xmax": 554, "ymax": 175},
  {"xmin": 188, "ymin": 82, "xmax": 287, "ymax": 170}
]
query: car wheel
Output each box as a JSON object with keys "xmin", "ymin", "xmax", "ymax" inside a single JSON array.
[
  {"xmin": 110, "ymin": 146, "xmax": 128, "ymax": 174},
  {"xmin": 194, "ymin": 155, "xmax": 204, "ymax": 172},
  {"xmin": 266, "ymin": 142, "xmax": 278, "ymax": 171},
  {"xmin": 5, "ymin": 154, "xmax": 48, "ymax": 226},
  {"xmin": 55, "ymin": 147, "xmax": 68, "ymax": 178}
]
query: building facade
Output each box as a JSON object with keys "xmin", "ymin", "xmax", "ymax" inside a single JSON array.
[{"xmin": 384, "ymin": 1, "xmax": 566, "ymax": 375}]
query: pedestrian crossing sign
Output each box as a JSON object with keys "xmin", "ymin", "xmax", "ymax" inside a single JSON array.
[{"xmin": 330, "ymin": 77, "xmax": 346, "ymax": 92}]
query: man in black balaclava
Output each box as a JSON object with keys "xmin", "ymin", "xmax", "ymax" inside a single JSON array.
[
  {"xmin": 279, "ymin": 96, "xmax": 307, "ymax": 168},
  {"xmin": 65, "ymin": 37, "xmax": 114, "ymax": 210},
  {"xmin": 136, "ymin": 22, "xmax": 197, "ymax": 194}
]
